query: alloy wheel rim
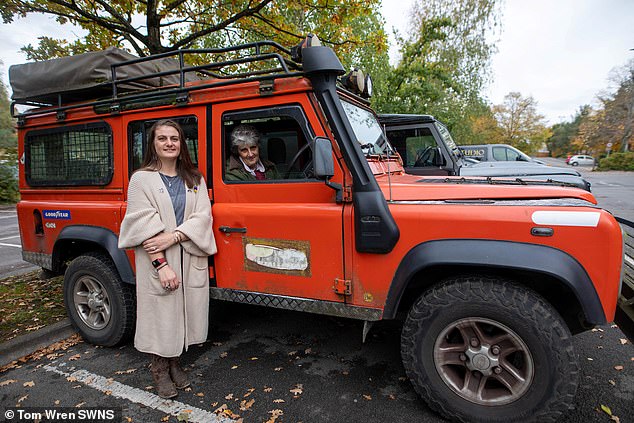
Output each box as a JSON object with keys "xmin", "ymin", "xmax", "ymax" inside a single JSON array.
[
  {"xmin": 432, "ymin": 317, "xmax": 534, "ymax": 406},
  {"xmin": 73, "ymin": 275, "xmax": 111, "ymax": 330}
]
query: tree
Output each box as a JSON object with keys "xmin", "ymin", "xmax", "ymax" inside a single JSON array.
[
  {"xmin": 492, "ymin": 92, "xmax": 550, "ymax": 154},
  {"xmin": 547, "ymin": 105, "xmax": 590, "ymax": 157},
  {"xmin": 3, "ymin": 0, "xmax": 387, "ymax": 69},
  {"xmin": 371, "ymin": 0, "xmax": 502, "ymax": 144},
  {"xmin": 599, "ymin": 59, "xmax": 634, "ymax": 153},
  {"xmin": 0, "ymin": 61, "xmax": 17, "ymax": 151},
  {"xmin": 0, "ymin": 61, "xmax": 19, "ymax": 203}
]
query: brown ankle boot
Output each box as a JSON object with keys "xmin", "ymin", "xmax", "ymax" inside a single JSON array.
[
  {"xmin": 168, "ymin": 357, "xmax": 190, "ymax": 389},
  {"xmin": 151, "ymin": 355, "xmax": 177, "ymax": 399}
]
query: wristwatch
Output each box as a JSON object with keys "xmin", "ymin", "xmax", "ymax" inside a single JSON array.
[{"xmin": 152, "ymin": 257, "xmax": 167, "ymax": 268}]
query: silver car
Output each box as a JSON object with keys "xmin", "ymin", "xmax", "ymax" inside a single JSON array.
[{"xmin": 568, "ymin": 155, "xmax": 595, "ymax": 166}]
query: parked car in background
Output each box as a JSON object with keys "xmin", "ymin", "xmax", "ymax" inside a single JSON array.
[
  {"xmin": 379, "ymin": 114, "xmax": 591, "ymax": 191},
  {"xmin": 568, "ymin": 155, "xmax": 595, "ymax": 166},
  {"xmin": 459, "ymin": 143, "xmax": 545, "ymax": 164}
]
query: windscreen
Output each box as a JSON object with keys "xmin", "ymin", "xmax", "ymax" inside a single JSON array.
[{"xmin": 341, "ymin": 100, "xmax": 391, "ymax": 156}]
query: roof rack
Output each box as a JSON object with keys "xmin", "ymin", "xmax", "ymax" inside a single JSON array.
[{"xmin": 11, "ymin": 39, "xmax": 305, "ymax": 122}]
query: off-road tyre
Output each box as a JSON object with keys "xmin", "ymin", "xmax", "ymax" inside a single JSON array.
[
  {"xmin": 401, "ymin": 276, "xmax": 579, "ymax": 423},
  {"xmin": 64, "ymin": 252, "xmax": 135, "ymax": 346}
]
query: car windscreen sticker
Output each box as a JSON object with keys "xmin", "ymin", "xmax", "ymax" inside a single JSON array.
[
  {"xmin": 43, "ymin": 210, "xmax": 72, "ymax": 220},
  {"xmin": 531, "ymin": 211, "xmax": 600, "ymax": 227}
]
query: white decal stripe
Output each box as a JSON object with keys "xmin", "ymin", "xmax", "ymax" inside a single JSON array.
[
  {"xmin": 43, "ymin": 363, "xmax": 230, "ymax": 423},
  {"xmin": 531, "ymin": 211, "xmax": 601, "ymax": 227}
]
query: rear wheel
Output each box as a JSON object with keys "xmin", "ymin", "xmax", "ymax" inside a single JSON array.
[
  {"xmin": 571, "ymin": 161, "xmax": 579, "ymax": 166},
  {"xmin": 401, "ymin": 277, "xmax": 579, "ymax": 423},
  {"xmin": 63, "ymin": 252, "xmax": 135, "ymax": 346}
]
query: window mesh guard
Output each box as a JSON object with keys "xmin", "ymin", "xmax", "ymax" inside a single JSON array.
[{"xmin": 26, "ymin": 125, "xmax": 113, "ymax": 186}]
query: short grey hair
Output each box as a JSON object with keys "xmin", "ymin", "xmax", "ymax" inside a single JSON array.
[{"xmin": 231, "ymin": 124, "xmax": 260, "ymax": 154}]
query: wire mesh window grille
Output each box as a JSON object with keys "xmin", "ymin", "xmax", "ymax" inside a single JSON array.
[{"xmin": 25, "ymin": 123, "xmax": 113, "ymax": 186}]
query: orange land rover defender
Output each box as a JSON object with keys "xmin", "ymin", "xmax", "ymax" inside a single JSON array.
[{"xmin": 11, "ymin": 36, "xmax": 624, "ymax": 423}]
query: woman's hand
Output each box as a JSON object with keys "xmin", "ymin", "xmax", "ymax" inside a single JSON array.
[
  {"xmin": 158, "ymin": 265, "xmax": 180, "ymax": 291},
  {"xmin": 143, "ymin": 232, "xmax": 176, "ymax": 254}
]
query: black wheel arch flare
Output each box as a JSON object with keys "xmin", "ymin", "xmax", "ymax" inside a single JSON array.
[
  {"xmin": 56, "ymin": 225, "xmax": 135, "ymax": 285},
  {"xmin": 384, "ymin": 239, "xmax": 606, "ymax": 324}
]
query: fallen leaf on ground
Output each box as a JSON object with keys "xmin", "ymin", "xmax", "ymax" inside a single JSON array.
[
  {"xmin": 363, "ymin": 395, "xmax": 372, "ymax": 400},
  {"xmin": 75, "ymin": 402, "xmax": 85, "ymax": 408},
  {"xmin": 266, "ymin": 409, "xmax": 284, "ymax": 423},
  {"xmin": 243, "ymin": 388, "xmax": 256, "ymax": 398},
  {"xmin": 17, "ymin": 394, "xmax": 28, "ymax": 403},
  {"xmin": 231, "ymin": 365, "xmax": 239, "ymax": 370},
  {"xmin": 196, "ymin": 392, "xmax": 204, "ymax": 397},
  {"xmin": 67, "ymin": 376, "xmax": 77, "ymax": 382},
  {"xmin": 609, "ymin": 380, "xmax": 616, "ymax": 386},
  {"xmin": 220, "ymin": 352, "xmax": 228, "ymax": 358},
  {"xmin": 54, "ymin": 400, "xmax": 60, "ymax": 405},
  {"xmin": 250, "ymin": 357, "xmax": 259, "ymax": 361},
  {"xmin": 273, "ymin": 399, "xmax": 285, "ymax": 403},
  {"xmin": 264, "ymin": 387, "xmax": 272, "ymax": 393},
  {"xmin": 161, "ymin": 416, "xmax": 169, "ymax": 422},
  {"xmin": 23, "ymin": 381, "xmax": 35, "ymax": 387},
  {"xmin": 240, "ymin": 399, "xmax": 255, "ymax": 411},
  {"xmin": 288, "ymin": 351, "xmax": 297, "ymax": 356},
  {"xmin": 274, "ymin": 367, "xmax": 283, "ymax": 372},
  {"xmin": 105, "ymin": 390, "xmax": 112, "ymax": 395},
  {"xmin": 290, "ymin": 384, "xmax": 303, "ymax": 396},
  {"xmin": 69, "ymin": 354, "xmax": 81, "ymax": 361},
  {"xmin": 0, "ymin": 379, "xmax": 17, "ymax": 386},
  {"xmin": 619, "ymin": 338, "xmax": 628, "ymax": 345},
  {"xmin": 177, "ymin": 410, "xmax": 191, "ymax": 422},
  {"xmin": 115, "ymin": 368, "xmax": 137, "ymax": 374},
  {"xmin": 614, "ymin": 365, "xmax": 624, "ymax": 371}
]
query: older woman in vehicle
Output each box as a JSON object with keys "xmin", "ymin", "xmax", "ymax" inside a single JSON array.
[{"xmin": 225, "ymin": 124, "xmax": 280, "ymax": 181}]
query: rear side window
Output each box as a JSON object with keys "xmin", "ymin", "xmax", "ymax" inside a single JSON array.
[
  {"xmin": 128, "ymin": 116, "xmax": 198, "ymax": 174},
  {"xmin": 25, "ymin": 122, "xmax": 113, "ymax": 186}
]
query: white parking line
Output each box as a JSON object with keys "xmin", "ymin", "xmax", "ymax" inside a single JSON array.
[
  {"xmin": 0, "ymin": 235, "xmax": 20, "ymax": 241},
  {"xmin": 43, "ymin": 363, "xmax": 229, "ymax": 423},
  {"xmin": 0, "ymin": 242, "xmax": 21, "ymax": 248},
  {"xmin": 0, "ymin": 215, "xmax": 17, "ymax": 220}
]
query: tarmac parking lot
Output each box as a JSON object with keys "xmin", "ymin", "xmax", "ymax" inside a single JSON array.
[{"xmin": 1, "ymin": 166, "xmax": 634, "ymax": 422}]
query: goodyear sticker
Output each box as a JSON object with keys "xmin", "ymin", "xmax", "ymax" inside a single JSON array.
[{"xmin": 43, "ymin": 210, "xmax": 71, "ymax": 220}]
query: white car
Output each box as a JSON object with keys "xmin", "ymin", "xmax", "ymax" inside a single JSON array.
[{"xmin": 568, "ymin": 155, "xmax": 595, "ymax": 166}]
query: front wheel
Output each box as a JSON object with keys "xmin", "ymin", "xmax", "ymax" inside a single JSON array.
[
  {"xmin": 63, "ymin": 252, "xmax": 135, "ymax": 346},
  {"xmin": 401, "ymin": 277, "xmax": 579, "ymax": 423}
]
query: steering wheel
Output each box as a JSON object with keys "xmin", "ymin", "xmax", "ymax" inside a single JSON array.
[
  {"xmin": 284, "ymin": 142, "xmax": 314, "ymax": 179},
  {"xmin": 413, "ymin": 146, "xmax": 433, "ymax": 167}
]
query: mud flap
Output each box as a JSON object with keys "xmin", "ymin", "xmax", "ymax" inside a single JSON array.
[{"xmin": 615, "ymin": 217, "xmax": 634, "ymax": 342}]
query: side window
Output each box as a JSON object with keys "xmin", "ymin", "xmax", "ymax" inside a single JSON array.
[
  {"xmin": 222, "ymin": 106, "xmax": 314, "ymax": 182},
  {"xmin": 25, "ymin": 122, "xmax": 113, "ymax": 186},
  {"xmin": 492, "ymin": 146, "xmax": 509, "ymax": 161},
  {"xmin": 128, "ymin": 116, "xmax": 198, "ymax": 174},
  {"xmin": 387, "ymin": 127, "xmax": 437, "ymax": 167}
]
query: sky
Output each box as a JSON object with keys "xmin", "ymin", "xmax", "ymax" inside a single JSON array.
[{"xmin": 2, "ymin": 0, "xmax": 634, "ymax": 125}]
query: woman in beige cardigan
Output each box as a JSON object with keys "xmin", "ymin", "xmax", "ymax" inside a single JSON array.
[{"xmin": 118, "ymin": 119, "xmax": 217, "ymax": 399}]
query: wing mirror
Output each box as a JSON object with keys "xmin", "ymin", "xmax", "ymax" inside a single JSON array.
[{"xmin": 312, "ymin": 137, "xmax": 334, "ymax": 179}]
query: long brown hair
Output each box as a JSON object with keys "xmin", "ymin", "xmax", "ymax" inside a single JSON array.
[{"xmin": 141, "ymin": 119, "xmax": 202, "ymax": 188}]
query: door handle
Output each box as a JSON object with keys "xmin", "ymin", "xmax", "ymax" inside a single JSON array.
[{"xmin": 219, "ymin": 226, "xmax": 247, "ymax": 234}]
